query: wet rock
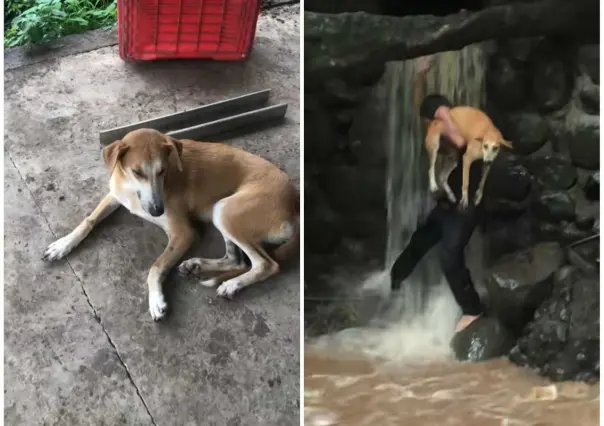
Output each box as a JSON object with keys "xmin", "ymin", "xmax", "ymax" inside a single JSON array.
[
  {"xmin": 525, "ymin": 155, "xmax": 577, "ymax": 191},
  {"xmin": 579, "ymin": 83, "xmax": 599, "ymax": 115},
  {"xmin": 559, "ymin": 222, "xmax": 592, "ymax": 244},
  {"xmin": 305, "ymin": 181, "xmax": 343, "ymax": 254},
  {"xmin": 496, "ymin": 38, "xmax": 539, "ymax": 63},
  {"xmin": 564, "ymin": 113, "xmax": 599, "ymax": 170},
  {"xmin": 575, "ymin": 211, "xmax": 596, "ymax": 230},
  {"xmin": 576, "ymin": 44, "xmax": 599, "ymax": 84},
  {"xmin": 532, "ymin": 55, "xmax": 573, "ymax": 112},
  {"xmin": 510, "ymin": 267, "xmax": 599, "ymax": 382},
  {"xmin": 321, "ymin": 165, "xmax": 385, "ymax": 213},
  {"xmin": 535, "ymin": 221, "xmax": 561, "ymax": 242},
  {"xmin": 484, "ymin": 242, "xmax": 563, "ymax": 333},
  {"xmin": 500, "ymin": 112, "xmax": 548, "ymax": 155},
  {"xmin": 566, "ymin": 236, "xmax": 599, "ymax": 274},
  {"xmin": 534, "ymin": 191, "xmax": 576, "ymax": 222},
  {"xmin": 583, "ymin": 172, "xmax": 599, "ymax": 201},
  {"xmin": 484, "ymin": 153, "xmax": 532, "ymax": 201},
  {"xmin": 483, "ymin": 214, "xmax": 535, "ymax": 260},
  {"xmin": 451, "ymin": 317, "xmax": 516, "ymax": 362},
  {"xmin": 334, "ymin": 109, "xmax": 355, "ymax": 131},
  {"xmin": 320, "ymin": 79, "xmax": 370, "ymax": 108},
  {"xmin": 567, "ymin": 247, "xmax": 598, "ymax": 275},
  {"xmin": 347, "ymin": 75, "xmax": 389, "ymax": 168},
  {"xmin": 569, "ymin": 276, "xmax": 600, "ymax": 340},
  {"xmin": 487, "ymin": 56, "xmax": 528, "ymax": 110},
  {"xmin": 484, "ymin": 198, "xmax": 529, "ymax": 218},
  {"xmin": 305, "ymin": 99, "xmax": 338, "ymax": 164}
]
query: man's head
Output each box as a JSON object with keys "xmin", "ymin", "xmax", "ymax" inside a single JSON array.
[{"xmin": 102, "ymin": 129, "xmax": 183, "ymax": 217}]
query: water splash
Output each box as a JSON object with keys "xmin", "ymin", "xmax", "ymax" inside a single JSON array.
[{"xmin": 310, "ymin": 45, "xmax": 488, "ymax": 364}]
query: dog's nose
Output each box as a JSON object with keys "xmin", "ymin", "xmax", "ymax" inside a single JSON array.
[{"xmin": 148, "ymin": 204, "xmax": 164, "ymax": 217}]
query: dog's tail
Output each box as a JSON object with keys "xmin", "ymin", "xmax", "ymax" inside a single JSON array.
[{"xmin": 271, "ymin": 187, "xmax": 300, "ymax": 264}]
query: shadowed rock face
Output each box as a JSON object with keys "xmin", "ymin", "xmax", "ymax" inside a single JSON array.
[
  {"xmin": 509, "ymin": 267, "xmax": 600, "ymax": 382},
  {"xmin": 484, "ymin": 242, "xmax": 563, "ymax": 334}
]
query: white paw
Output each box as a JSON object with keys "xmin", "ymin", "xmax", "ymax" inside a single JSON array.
[
  {"xmin": 429, "ymin": 181, "xmax": 439, "ymax": 193},
  {"xmin": 445, "ymin": 191, "xmax": 457, "ymax": 204},
  {"xmin": 216, "ymin": 280, "xmax": 241, "ymax": 299},
  {"xmin": 43, "ymin": 235, "xmax": 76, "ymax": 262},
  {"xmin": 149, "ymin": 292, "xmax": 168, "ymax": 321},
  {"xmin": 474, "ymin": 191, "xmax": 483, "ymax": 206},
  {"xmin": 459, "ymin": 194, "xmax": 469, "ymax": 210},
  {"xmin": 177, "ymin": 258, "xmax": 202, "ymax": 277},
  {"xmin": 199, "ymin": 277, "xmax": 219, "ymax": 288}
]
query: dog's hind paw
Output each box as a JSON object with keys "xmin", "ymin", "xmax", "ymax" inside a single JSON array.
[
  {"xmin": 216, "ymin": 280, "xmax": 241, "ymax": 299},
  {"xmin": 43, "ymin": 235, "xmax": 76, "ymax": 262},
  {"xmin": 199, "ymin": 277, "xmax": 219, "ymax": 287},
  {"xmin": 177, "ymin": 259, "xmax": 203, "ymax": 278},
  {"xmin": 149, "ymin": 292, "xmax": 168, "ymax": 321}
]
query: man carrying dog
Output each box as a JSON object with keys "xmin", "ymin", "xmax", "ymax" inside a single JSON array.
[{"xmin": 390, "ymin": 55, "xmax": 485, "ymax": 333}]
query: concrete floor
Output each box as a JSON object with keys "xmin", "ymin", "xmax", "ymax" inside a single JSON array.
[{"xmin": 4, "ymin": 7, "xmax": 300, "ymax": 426}]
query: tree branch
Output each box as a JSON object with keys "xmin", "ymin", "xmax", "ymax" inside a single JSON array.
[{"xmin": 305, "ymin": 0, "xmax": 598, "ymax": 78}]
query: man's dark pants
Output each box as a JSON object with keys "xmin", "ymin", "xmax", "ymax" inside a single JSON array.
[{"xmin": 390, "ymin": 201, "xmax": 484, "ymax": 316}]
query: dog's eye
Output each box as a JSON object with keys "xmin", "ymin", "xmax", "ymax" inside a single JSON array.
[
  {"xmin": 132, "ymin": 169, "xmax": 144, "ymax": 178},
  {"xmin": 158, "ymin": 168, "xmax": 165, "ymax": 176}
]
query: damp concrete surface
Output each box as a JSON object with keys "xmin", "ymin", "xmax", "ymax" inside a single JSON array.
[{"xmin": 4, "ymin": 6, "xmax": 300, "ymax": 426}]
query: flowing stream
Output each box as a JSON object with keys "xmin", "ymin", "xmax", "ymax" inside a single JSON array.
[{"xmin": 305, "ymin": 45, "xmax": 599, "ymax": 425}]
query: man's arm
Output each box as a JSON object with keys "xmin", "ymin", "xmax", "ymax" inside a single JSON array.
[{"xmin": 413, "ymin": 56, "xmax": 432, "ymax": 117}]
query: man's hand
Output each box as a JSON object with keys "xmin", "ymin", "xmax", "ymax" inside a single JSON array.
[
  {"xmin": 416, "ymin": 55, "xmax": 435, "ymax": 75},
  {"xmin": 444, "ymin": 127, "xmax": 467, "ymax": 150}
]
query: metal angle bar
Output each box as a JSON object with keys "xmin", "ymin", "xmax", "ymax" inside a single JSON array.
[
  {"xmin": 166, "ymin": 103, "xmax": 288, "ymax": 140},
  {"xmin": 99, "ymin": 89, "xmax": 271, "ymax": 145}
]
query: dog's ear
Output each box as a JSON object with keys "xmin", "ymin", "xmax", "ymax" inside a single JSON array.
[
  {"xmin": 163, "ymin": 136, "xmax": 184, "ymax": 172},
  {"xmin": 500, "ymin": 139, "xmax": 513, "ymax": 149},
  {"xmin": 102, "ymin": 140, "xmax": 129, "ymax": 175}
]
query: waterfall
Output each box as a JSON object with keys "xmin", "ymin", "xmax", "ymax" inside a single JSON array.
[
  {"xmin": 385, "ymin": 45, "xmax": 488, "ymax": 268},
  {"xmin": 310, "ymin": 45, "xmax": 489, "ymax": 364}
]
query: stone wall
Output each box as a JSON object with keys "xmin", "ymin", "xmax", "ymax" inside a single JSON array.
[
  {"xmin": 476, "ymin": 37, "xmax": 600, "ymax": 382},
  {"xmin": 305, "ymin": 64, "xmax": 389, "ymax": 289}
]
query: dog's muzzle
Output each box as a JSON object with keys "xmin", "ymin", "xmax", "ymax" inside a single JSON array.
[{"xmin": 148, "ymin": 203, "xmax": 164, "ymax": 217}]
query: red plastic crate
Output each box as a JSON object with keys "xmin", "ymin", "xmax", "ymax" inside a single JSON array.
[{"xmin": 118, "ymin": 0, "xmax": 261, "ymax": 61}]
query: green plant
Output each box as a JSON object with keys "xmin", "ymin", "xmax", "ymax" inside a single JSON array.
[{"xmin": 4, "ymin": 0, "xmax": 117, "ymax": 48}]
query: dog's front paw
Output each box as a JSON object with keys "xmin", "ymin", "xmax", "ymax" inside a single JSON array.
[
  {"xmin": 216, "ymin": 280, "xmax": 241, "ymax": 299},
  {"xmin": 474, "ymin": 190, "xmax": 484, "ymax": 206},
  {"xmin": 43, "ymin": 235, "xmax": 75, "ymax": 262},
  {"xmin": 445, "ymin": 190, "xmax": 457, "ymax": 204},
  {"xmin": 459, "ymin": 194, "xmax": 469, "ymax": 210},
  {"xmin": 429, "ymin": 181, "xmax": 439, "ymax": 194},
  {"xmin": 149, "ymin": 292, "xmax": 168, "ymax": 321},
  {"xmin": 177, "ymin": 258, "xmax": 203, "ymax": 278}
]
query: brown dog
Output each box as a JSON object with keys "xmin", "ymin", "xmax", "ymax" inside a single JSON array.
[
  {"xmin": 425, "ymin": 106, "xmax": 513, "ymax": 209},
  {"xmin": 43, "ymin": 129, "xmax": 299, "ymax": 320}
]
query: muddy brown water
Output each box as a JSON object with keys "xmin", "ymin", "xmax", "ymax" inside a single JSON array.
[{"xmin": 304, "ymin": 348, "xmax": 599, "ymax": 426}]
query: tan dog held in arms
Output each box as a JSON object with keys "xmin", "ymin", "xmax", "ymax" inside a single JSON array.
[
  {"xmin": 43, "ymin": 128, "xmax": 299, "ymax": 321},
  {"xmin": 425, "ymin": 106, "xmax": 513, "ymax": 209}
]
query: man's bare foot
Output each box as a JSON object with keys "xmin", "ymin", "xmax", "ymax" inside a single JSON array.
[{"xmin": 455, "ymin": 315, "xmax": 481, "ymax": 332}]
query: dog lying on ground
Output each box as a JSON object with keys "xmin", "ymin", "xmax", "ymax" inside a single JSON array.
[
  {"xmin": 43, "ymin": 128, "xmax": 299, "ymax": 320},
  {"xmin": 425, "ymin": 106, "xmax": 513, "ymax": 209}
]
